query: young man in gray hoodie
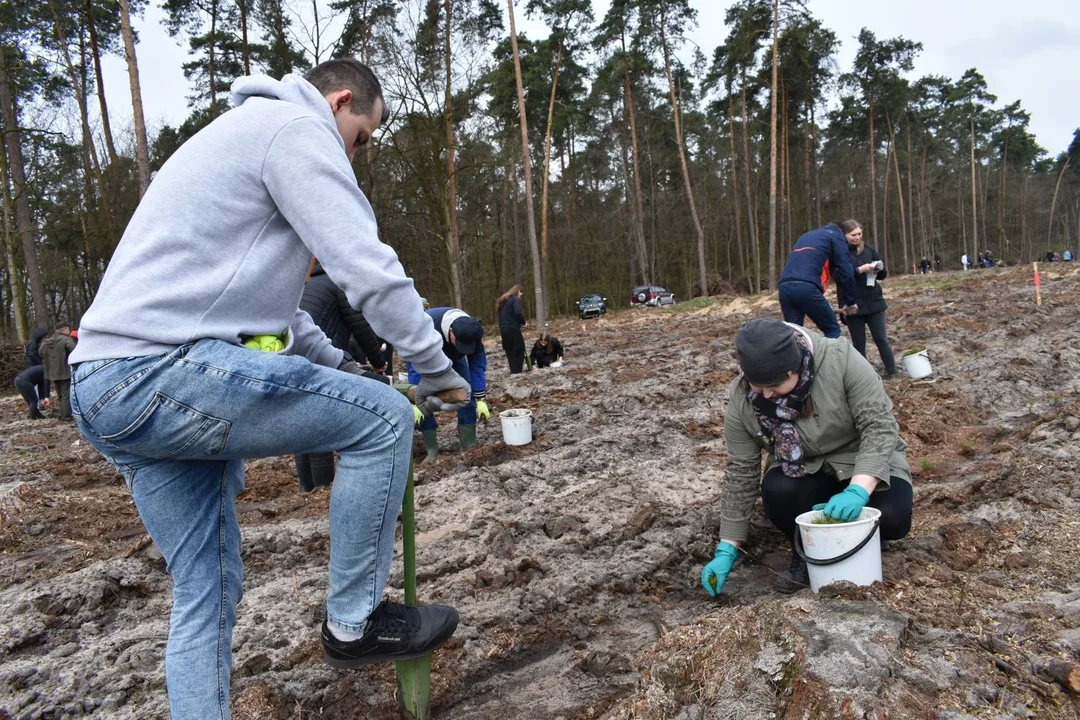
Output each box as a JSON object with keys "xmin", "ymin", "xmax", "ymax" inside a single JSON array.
[{"xmin": 69, "ymin": 59, "xmax": 469, "ymax": 719}]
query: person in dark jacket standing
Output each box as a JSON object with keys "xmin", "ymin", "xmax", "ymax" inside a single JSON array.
[
  {"xmin": 296, "ymin": 263, "xmax": 390, "ymax": 491},
  {"xmin": 778, "ymin": 223, "xmax": 858, "ymax": 339},
  {"xmin": 530, "ymin": 332, "xmax": 564, "ymax": 368},
  {"xmin": 40, "ymin": 323, "xmax": 77, "ymax": 420},
  {"xmin": 13, "ymin": 327, "xmax": 50, "ymax": 420},
  {"xmin": 496, "ymin": 284, "xmax": 527, "ymax": 374},
  {"xmin": 407, "ymin": 307, "xmax": 488, "ymax": 462},
  {"xmin": 843, "ymin": 220, "xmax": 899, "ymax": 380}
]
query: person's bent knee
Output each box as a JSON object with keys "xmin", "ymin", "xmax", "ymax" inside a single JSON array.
[{"xmin": 878, "ymin": 504, "xmax": 912, "ymax": 541}]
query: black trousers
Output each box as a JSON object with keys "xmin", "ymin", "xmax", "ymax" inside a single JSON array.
[
  {"xmin": 500, "ymin": 326, "xmax": 526, "ymax": 374},
  {"xmin": 846, "ymin": 311, "xmax": 898, "ymax": 375},
  {"xmin": 14, "ymin": 365, "xmax": 48, "ymax": 414},
  {"xmin": 760, "ymin": 467, "xmax": 913, "ymax": 541}
]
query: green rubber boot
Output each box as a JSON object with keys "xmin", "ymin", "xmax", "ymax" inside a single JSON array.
[
  {"xmin": 421, "ymin": 429, "xmax": 439, "ymax": 463},
  {"xmin": 457, "ymin": 423, "xmax": 477, "ymax": 452}
]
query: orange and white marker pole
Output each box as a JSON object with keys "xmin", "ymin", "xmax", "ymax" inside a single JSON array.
[{"xmin": 1033, "ymin": 262, "xmax": 1042, "ymax": 306}]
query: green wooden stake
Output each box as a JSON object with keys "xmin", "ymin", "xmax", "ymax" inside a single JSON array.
[{"xmin": 395, "ymin": 461, "xmax": 431, "ymax": 719}]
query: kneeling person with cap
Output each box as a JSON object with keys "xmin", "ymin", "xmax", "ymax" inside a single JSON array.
[
  {"xmin": 407, "ymin": 307, "xmax": 489, "ymax": 461},
  {"xmin": 702, "ymin": 318, "xmax": 913, "ymax": 597}
]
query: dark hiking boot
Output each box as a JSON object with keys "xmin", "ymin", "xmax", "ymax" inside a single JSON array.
[
  {"xmin": 774, "ymin": 550, "xmax": 810, "ymax": 594},
  {"xmin": 457, "ymin": 423, "xmax": 477, "ymax": 452},
  {"xmin": 421, "ymin": 430, "xmax": 439, "ymax": 464},
  {"xmin": 28, "ymin": 409, "xmax": 45, "ymax": 420},
  {"xmin": 322, "ymin": 600, "xmax": 459, "ymax": 669}
]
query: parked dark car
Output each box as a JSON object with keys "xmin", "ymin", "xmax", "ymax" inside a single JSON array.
[
  {"xmin": 630, "ymin": 285, "xmax": 676, "ymax": 308},
  {"xmin": 576, "ymin": 293, "xmax": 608, "ymax": 319}
]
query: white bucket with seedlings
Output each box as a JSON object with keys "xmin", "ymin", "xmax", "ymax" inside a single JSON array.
[
  {"xmin": 794, "ymin": 507, "xmax": 882, "ymax": 592},
  {"xmin": 499, "ymin": 409, "xmax": 533, "ymax": 446},
  {"xmin": 902, "ymin": 346, "xmax": 932, "ymax": 379}
]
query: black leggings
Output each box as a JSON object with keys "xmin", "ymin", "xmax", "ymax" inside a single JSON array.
[
  {"xmin": 14, "ymin": 365, "xmax": 49, "ymax": 412},
  {"xmin": 500, "ymin": 326, "xmax": 526, "ymax": 374},
  {"xmin": 846, "ymin": 311, "xmax": 898, "ymax": 375},
  {"xmin": 761, "ymin": 467, "xmax": 912, "ymax": 541}
]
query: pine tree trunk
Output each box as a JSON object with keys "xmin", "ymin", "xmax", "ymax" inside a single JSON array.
[
  {"xmin": 727, "ymin": 94, "xmax": 746, "ymax": 278},
  {"xmin": 444, "ymin": 0, "xmax": 464, "ymax": 308},
  {"xmin": 0, "ymin": 46, "xmax": 50, "ymax": 327},
  {"xmin": 886, "ymin": 116, "xmax": 909, "ymax": 274},
  {"xmin": 0, "ymin": 141, "xmax": 29, "ymax": 341},
  {"xmin": 119, "ymin": 0, "xmax": 152, "ymax": 197},
  {"xmin": 209, "ymin": 2, "xmax": 219, "ymax": 116},
  {"xmin": 507, "ymin": 0, "xmax": 545, "ymax": 327},
  {"xmin": 741, "ymin": 83, "xmax": 760, "ymax": 293},
  {"xmin": 239, "ymin": 0, "xmax": 251, "ymax": 75},
  {"xmin": 623, "ymin": 61, "xmax": 649, "ymax": 285},
  {"xmin": 969, "ymin": 118, "xmax": 978, "ymax": 257},
  {"xmin": 766, "ymin": 0, "xmax": 779, "ymax": 291},
  {"xmin": 85, "ymin": 0, "xmax": 119, "ymax": 167},
  {"xmin": 539, "ymin": 41, "xmax": 562, "ymax": 319},
  {"xmin": 811, "ymin": 104, "xmax": 821, "ymax": 226},
  {"xmin": 882, "ymin": 134, "xmax": 892, "ymax": 270},
  {"xmin": 1048, "ymin": 159, "xmax": 1070, "ymax": 251},
  {"xmin": 999, "ymin": 136, "xmax": 1008, "ymax": 257},
  {"xmin": 868, "ymin": 104, "xmax": 878, "ymax": 246},
  {"xmin": 659, "ymin": 15, "xmax": 707, "ymax": 297},
  {"xmin": 905, "ymin": 128, "xmax": 917, "ymax": 257}
]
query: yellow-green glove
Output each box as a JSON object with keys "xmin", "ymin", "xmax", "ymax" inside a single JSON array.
[
  {"xmin": 244, "ymin": 334, "xmax": 285, "ymax": 352},
  {"xmin": 476, "ymin": 400, "xmax": 490, "ymax": 422},
  {"xmin": 413, "ymin": 405, "xmax": 424, "ymax": 426}
]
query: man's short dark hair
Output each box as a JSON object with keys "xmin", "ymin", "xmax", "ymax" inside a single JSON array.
[{"xmin": 305, "ymin": 58, "xmax": 390, "ymax": 124}]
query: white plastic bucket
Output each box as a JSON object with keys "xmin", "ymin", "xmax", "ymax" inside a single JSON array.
[
  {"xmin": 794, "ymin": 507, "xmax": 882, "ymax": 592},
  {"xmin": 499, "ymin": 409, "xmax": 533, "ymax": 446},
  {"xmin": 902, "ymin": 349, "xmax": 932, "ymax": 379}
]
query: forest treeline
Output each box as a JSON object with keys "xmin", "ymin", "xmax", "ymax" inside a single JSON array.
[{"xmin": 1, "ymin": 0, "xmax": 1078, "ymax": 340}]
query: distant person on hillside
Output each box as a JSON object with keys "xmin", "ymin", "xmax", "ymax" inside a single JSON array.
[
  {"xmin": 778, "ymin": 223, "xmax": 858, "ymax": 339},
  {"xmin": 701, "ymin": 319, "xmax": 912, "ymax": 598},
  {"xmin": 496, "ymin": 284, "xmax": 528, "ymax": 374},
  {"xmin": 13, "ymin": 327, "xmax": 50, "ymax": 420},
  {"xmin": 844, "ymin": 220, "xmax": 899, "ymax": 381},
  {"xmin": 40, "ymin": 322, "xmax": 76, "ymax": 421},
  {"xmin": 919, "ymin": 257, "xmax": 932, "ymax": 274},
  {"xmin": 934, "ymin": 253, "xmax": 943, "ymax": 271},
  {"xmin": 1064, "ymin": 250, "xmax": 1074, "ymax": 262},
  {"xmin": 530, "ymin": 332, "xmax": 564, "ymax": 369},
  {"xmin": 961, "ymin": 253, "xmax": 970, "ymax": 271}
]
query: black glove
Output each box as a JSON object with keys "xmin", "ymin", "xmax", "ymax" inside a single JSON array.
[{"xmin": 338, "ymin": 358, "xmax": 391, "ymax": 385}]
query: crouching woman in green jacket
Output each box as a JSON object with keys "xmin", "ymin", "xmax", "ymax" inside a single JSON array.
[{"xmin": 702, "ymin": 318, "xmax": 912, "ymax": 596}]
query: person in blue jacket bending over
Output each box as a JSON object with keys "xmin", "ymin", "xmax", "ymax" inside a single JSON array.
[
  {"xmin": 408, "ymin": 307, "xmax": 489, "ymax": 461},
  {"xmin": 778, "ymin": 223, "xmax": 859, "ymax": 338}
]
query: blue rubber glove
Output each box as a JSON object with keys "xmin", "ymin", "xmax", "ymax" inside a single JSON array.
[
  {"xmin": 813, "ymin": 484, "xmax": 870, "ymax": 522},
  {"xmin": 700, "ymin": 541, "xmax": 739, "ymax": 598}
]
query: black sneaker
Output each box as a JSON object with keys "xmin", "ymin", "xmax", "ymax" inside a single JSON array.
[
  {"xmin": 322, "ymin": 600, "xmax": 459, "ymax": 669},
  {"xmin": 773, "ymin": 550, "xmax": 810, "ymax": 594}
]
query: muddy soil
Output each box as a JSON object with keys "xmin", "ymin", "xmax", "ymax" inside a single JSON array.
[{"xmin": 2, "ymin": 265, "xmax": 1080, "ymax": 719}]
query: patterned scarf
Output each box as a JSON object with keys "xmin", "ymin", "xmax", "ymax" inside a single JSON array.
[{"xmin": 746, "ymin": 334, "xmax": 815, "ymax": 477}]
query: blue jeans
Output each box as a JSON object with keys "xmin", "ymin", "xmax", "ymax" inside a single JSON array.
[
  {"xmin": 406, "ymin": 356, "xmax": 476, "ymax": 431},
  {"xmin": 778, "ymin": 280, "xmax": 842, "ymax": 338},
  {"xmin": 70, "ymin": 340, "xmax": 414, "ymax": 720}
]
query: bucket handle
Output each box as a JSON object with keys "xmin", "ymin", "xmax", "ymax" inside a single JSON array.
[{"xmin": 794, "ymin": 518, "xmax": 880, "ymax": 566}]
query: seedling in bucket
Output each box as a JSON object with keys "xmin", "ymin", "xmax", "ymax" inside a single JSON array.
[
  {"xmin": 901, "ymin": 345, "xmax": 932, "ymax": 379},
  {"xmin": 794, "ymin": 507, "xmax": 883, "ymax": 592}
]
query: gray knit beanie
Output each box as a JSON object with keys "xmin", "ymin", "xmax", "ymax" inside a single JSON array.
[{"xmin": 735, "ymin": 318, "xmax": 803, "ymax": 386}]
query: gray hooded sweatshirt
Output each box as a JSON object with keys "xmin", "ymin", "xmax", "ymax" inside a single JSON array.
[{"xmin": 71, "ymin": 73, "xmax": 449, "ymax": 375}]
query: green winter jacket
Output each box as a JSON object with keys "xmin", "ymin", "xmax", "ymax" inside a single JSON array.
[
  {"xmin": 40, "ymin": 332, "xmax": 76, "ymax": 382},
  {"xmin": 719, "ymin": 325, "xmax": 910, "ymax": 543}
]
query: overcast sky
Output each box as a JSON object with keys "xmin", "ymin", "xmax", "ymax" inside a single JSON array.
[{"xmin": 100, "ymin": 0, "xmax": 1079, "ymax": 155}]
